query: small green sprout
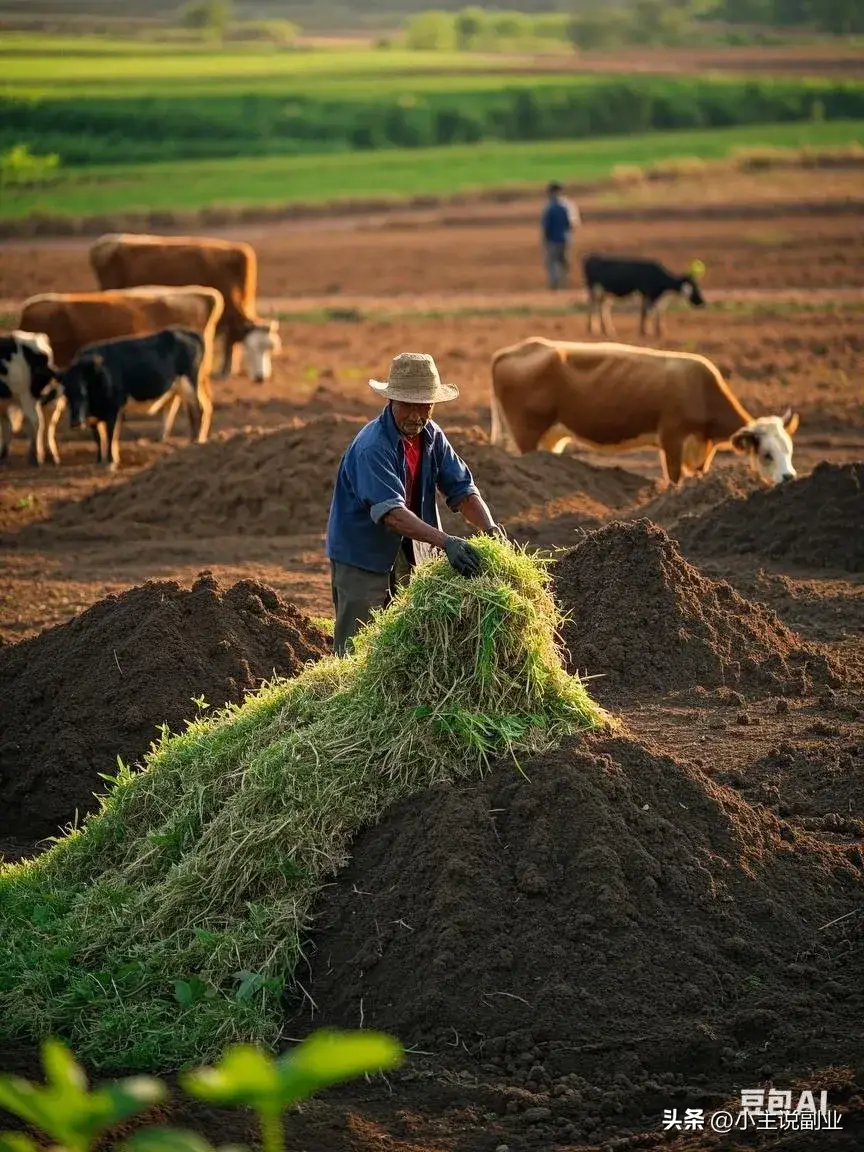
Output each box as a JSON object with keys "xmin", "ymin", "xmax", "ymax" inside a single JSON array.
[
  {"xmin": 0, "ymin": 1039, "xmax": 164, "ymax": 1152},
  {"xmin": 182, "ymin": 1030, "xmax": 403, "ymax": 1152}
]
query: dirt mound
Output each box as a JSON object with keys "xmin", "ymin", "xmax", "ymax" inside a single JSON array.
[
  {"xmin": 678, "ymin": 462, "xmax": 864, "ymax": 571},
  {"xmin": 631, "ymin": 466, "xmax": 765, "ymax": 529},
  {"xmin": 25, "ymin": 419, "xmax": 649, "ymax": 542},
  {"xmin": 554, "ymin": 519, "xmax": 840, "ymax": 699},
  {"xmin": 0, "ymin": 575, "xmax": 328, "ymax": 841},
  {"xmin": 295, "ymin": 734, "xmax": 863, "ymax": 1145},
  {"xmin": 38, "ymin": 417, "xmax": 366, "ymax": 540}
]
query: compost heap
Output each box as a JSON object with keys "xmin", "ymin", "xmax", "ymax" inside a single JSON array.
[
  {"xmin": 0, "ymin": 575, "xmax": 329, "ymax": 840},
  {"xmin": 677, "ymin": 461, "xmax": 864, "ymax": 572},
  {"xmin": 630, "ymin": 466, "xmax": 765, "ymax": 530},
  {"xmin": 34, "ymin": 420, "xmax": 648, "ymax": 540},
  {"xmin": 0, "ymin": 540, "xmax": 607, "ymax": 1071},
  {"xmin": 554, "ymin": 519, "xmax": 840, "ymax": 699},
  {"xmin": 296, "ymin": 732, "xmax": 863, "ymax": 1145}
]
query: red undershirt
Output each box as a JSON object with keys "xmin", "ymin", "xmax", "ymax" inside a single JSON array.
[{"xmin": 402, "ymin": 434, "xmax": 422, "ymax": 514}]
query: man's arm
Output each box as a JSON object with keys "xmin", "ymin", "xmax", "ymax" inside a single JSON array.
[
  {"xmin": 453, "ymin": 491, "xmax": 497, "ymax": 533},
  {"xmin": 382, "ymin": 506, "xmax": 448, "ymax": 548}
]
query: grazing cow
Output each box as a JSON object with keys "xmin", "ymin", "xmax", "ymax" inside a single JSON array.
[
  {"xmin": 490, "ymin": 337, "xmax": 798, "ymax": 486},
  {"xmin": 0, "ymin": 331, "xmax": 61, "ymax": 465},
  {"xmin": 583, "ymin": 254, "xmax": 706, "ymax": 337},
  {"xmin": 89, "ymin": 233, "xmax": 282, "ymax": 381},
  {"xmin": 19, "ymin": 286, "xmax": 223, "ymax": 455},
  {"xmin": 60, "ymin": 328, "xmax": 206, "ymax": 470}
]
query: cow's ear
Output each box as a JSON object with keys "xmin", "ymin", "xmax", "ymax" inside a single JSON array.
[
  {"xmin": 731, "ymin": 427, "xmax": 759, "ymax": 453},
  {"xmin": 782, "ymin": 409, "xmax": 800, "ymax": 436}
]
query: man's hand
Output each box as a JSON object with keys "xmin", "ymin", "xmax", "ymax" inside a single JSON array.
[
  {"xmin": 484, "ymin": 523, "xmax": 507, "ymax": 543},
  {"xmin": 444, "ymin": 536, "xmax": 483, "ymax": 579}
]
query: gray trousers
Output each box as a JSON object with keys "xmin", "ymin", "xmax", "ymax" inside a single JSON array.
[
  {"xmin": 331, "ymin": 545, "xmax": 413, "ymax": 657},
  {"xmin": 544, "ymin": 240, "xmax": 569, "ymax": 290}
]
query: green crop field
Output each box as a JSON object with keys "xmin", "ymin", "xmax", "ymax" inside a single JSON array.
[
  {"xmin": 3, "ymin": 120, "xmax": 863, "ymax": 223},
  {"xmin": 2, "ymin": 34, "xmax": 863, "ymax": 225}
]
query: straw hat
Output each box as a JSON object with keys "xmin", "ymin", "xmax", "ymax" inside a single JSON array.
[{"xmin": 369, "ymin": 352, "xmax": 459, "ymax": 404}]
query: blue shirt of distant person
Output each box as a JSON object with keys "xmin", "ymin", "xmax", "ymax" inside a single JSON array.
[
  {"xmin": 325, "ymin": 351, "xmax": 505, "ymax": 657},
  {"xmin": 541, "ymin": 181, "xmax": 579, "ymax": 290}
]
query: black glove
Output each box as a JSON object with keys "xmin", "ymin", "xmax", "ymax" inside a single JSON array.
[
  {"xmin": 484, "ymin": 523, "xmax": 507, "ymax": 542},
  {"xmin": 444, "ymin": 536, "xmax": 483, "ymax": 579}
]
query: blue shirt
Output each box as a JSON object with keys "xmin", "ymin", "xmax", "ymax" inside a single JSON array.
[
  {"xmin": 541, "ymin": 200, "xmax": 572, "ymax": 243},
  {"xmin": 326, "ymin": 405, "xmax": 480, "ymax": 573}
]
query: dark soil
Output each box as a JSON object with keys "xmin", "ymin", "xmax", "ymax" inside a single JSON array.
[
  {"xmin": 677, "ymin": 463, "xmax": 864, "ymax": 573},
  {"xmin": 0, "ymin": 575, "xmax": 328, "ymax": 844},
  {"xmin": 9, "ymin": 420, "xmax": 649, "ymax": 544},
  {"xmin": 289, "ymin": 733, "xmax": 864, "ymax": 1148},
  {"xmin": 554, "ymin": 520, "xmax": 841, "ymax": 702}
]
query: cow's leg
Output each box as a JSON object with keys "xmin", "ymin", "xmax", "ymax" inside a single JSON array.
[
  {"xmin": 639, "ymin": 297, "xmax": 651, "ymax": 337},
  {"xmin": 659, "ymin": 429, "xmax": 684, "ymax": 486},
  {"xmin": 17, "ymin": 393, "xmax": 45, "ymax": 466},
  {"xmin": 587, "ymin": 286, "xmax": 602, "ymax": 335},
  {"xmin": 106, "ymin": 413, "xmax": 122, "ymax": 471},
  {"xmin": 600, "ymin": 299, "xmax": 616, "ymax": 337},
  {"xmin": 537, "ymin": 424, "xmax": 573, "ymax": 454},
  {"xmin": 91, "ymin": 422, "xmax": 105, "ymax": 465},
  {"xmin": 217, "ymin": 335, "xmax": 235, "ymax": 379},
  {"xmin": 46, "ymin": 396, "xmax": 65, "ymax": 466},
  {"xmin": 195, "ymin": 378, "xmax": 213, "ymax": 444},
  {"xmin": 0, "ymin": 405, "xmax": 11, "ymax": 463},
  {"xmin": 161, "ymin": 394, "xmax": 183, "ymax": 441}
]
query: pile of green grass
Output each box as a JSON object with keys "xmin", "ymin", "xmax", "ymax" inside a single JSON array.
[{"xmin": 0, "ymin": 540, "xmax": 608, "ymax": 1072}]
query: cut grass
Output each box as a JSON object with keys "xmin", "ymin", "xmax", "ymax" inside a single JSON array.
[
  {"xmin": 3, "ymin": 120, "xmax": 862, "ymax": 223},
  {"xmin": 0, "ymin": 539, "xmax": 609, "ymax": 1072}
]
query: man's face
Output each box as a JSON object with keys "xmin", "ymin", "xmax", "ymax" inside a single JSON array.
[{"xmin": 391, "ymin": 400, "xmax": 433, "ymax": 437}]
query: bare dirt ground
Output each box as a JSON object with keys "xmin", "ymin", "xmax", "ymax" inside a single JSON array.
[{"xmin": 0, "ymin": 188, "xmax": 862, "ymax": 1151}]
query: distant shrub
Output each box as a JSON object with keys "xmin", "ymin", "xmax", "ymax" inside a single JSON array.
[
  {"xmin": 179, "ymin": 0, "xmax": 233, "ymax": 41},
  {"xmin": 404, "ymin": 10, "xmax": 456, "ymax": 50},
  {"xmin": 0, "ymin": 143, "xmax": 60, "ymax": 186}
]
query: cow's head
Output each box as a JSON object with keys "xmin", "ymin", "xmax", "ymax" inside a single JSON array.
[
  {"xmin": 730, "ymin": 410, "xmax": 799, "ymax": 484},
  {"xmin": 679, "ymin": 277, "xmax": 706, "ymax": 308},
  {"xmin": 242, "ymin": 320, "xmax": 282, "ymax": 383},
  {"xmin": 61, "ymin": 354, "xmax": 107, "ymax": 428}
]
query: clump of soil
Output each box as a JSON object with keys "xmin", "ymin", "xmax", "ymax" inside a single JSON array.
[
  {"xmin": 678, "ymin": 462, "xmax": 864, "ymax": 571},
  {"xmin": 554, "ymin": 519, "xmax": 839, "ymax": 699},
  {"xmin": 0, "ymin": 575, "xmax": 328, "ymax": 841},
  {"xmin": 24, "ymin": 420, "xmax": 648, "ymax": 542},
  {"xmin": 294, "ymin": 734, "xmax": 863, "ymax": 1144},
  {"xmin": 717, "ymin": 739, "xmax": 864, "ymax": 835}
]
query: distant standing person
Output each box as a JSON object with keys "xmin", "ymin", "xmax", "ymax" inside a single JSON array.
[{"xmin": 541, "ymin": 181, "xmax": 580, "ymax": 290}]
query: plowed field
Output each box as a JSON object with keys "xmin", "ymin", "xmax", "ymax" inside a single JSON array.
[{"xmin": 1, "ymin": 188, "xmax": 862, "ymax": 1151}]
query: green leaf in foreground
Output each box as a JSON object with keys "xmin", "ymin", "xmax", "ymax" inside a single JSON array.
[
  {"xmin": 182, "ymin": 1032, "xmax": 402, "ymax": 1152},
  {"xmin": 0, "ymin": 1039, "xmax": 165, "ymax": 1152}
]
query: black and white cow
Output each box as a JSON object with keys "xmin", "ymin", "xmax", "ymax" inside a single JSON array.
[
  {"xmin": 61, "ymin": 326, "xmax": 206, "ymax": 470},
  {"xmin": 0, "ymin": 331, "xmax": 61, "ymax": 466},
  {"xmin": 583, "ymin": 254, "xmax": 706, "ymax": 338}
]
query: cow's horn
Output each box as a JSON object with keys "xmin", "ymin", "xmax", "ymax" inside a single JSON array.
[{"xmin": 689, "ymin": 259, "xmax": 706, "ymax": 279}]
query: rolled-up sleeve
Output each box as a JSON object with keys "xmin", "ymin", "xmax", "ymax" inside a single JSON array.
[
  {"xmin": 354, "ymin": 445, "xmax": 406, "ymax": 525},
  {"xmin": 436, "ymin": 434, "xmax": 480, "ymax": 511}
]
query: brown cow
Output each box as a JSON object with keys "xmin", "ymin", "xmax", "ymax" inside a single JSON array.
[
  {"xmin": 19, "ymin": 286, "xmax": 224, "ymax": 459},
  {"xmin": 490, "ymin": 337, "xmax": 799, "ymax": 486},
  {"xmin": 89, "ymin": 233, "xmax": 281, "ymax": 381}
]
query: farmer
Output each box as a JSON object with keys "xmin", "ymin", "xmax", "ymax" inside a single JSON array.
[
  {"xmin": 326, "ymin": 351, "xmax": 505, "ymax": 657},
  {"xmin": 541, "ymin": 180, "xmax": 580, "ymax": 291}
]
